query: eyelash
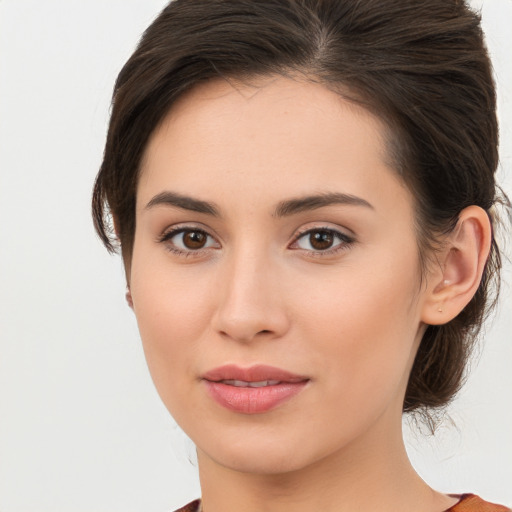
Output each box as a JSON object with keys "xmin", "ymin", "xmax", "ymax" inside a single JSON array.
[
  {"xmin": 157, "ymin": 226, "xmax": 217, "ymax": 258},
  {"xmin": 157, "ymin": 225, "xmax": 355, "ymax": 258},
  {"xmin": 291, "ymin": 226, "xmax": 355, "ymax": 257}
]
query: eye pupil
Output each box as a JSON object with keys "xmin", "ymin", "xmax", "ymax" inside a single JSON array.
[
  {"xmin": 310, "ymin": 231, "xmax": 333, "ymax": 250},
  {"xmin": 183, "ymin": 231, "xmax": 207, "ymax": 249}
]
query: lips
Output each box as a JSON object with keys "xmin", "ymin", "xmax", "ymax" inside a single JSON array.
[
  {"xmin": 221, "ymin": 379, "xmax": 281, "ymax": 388},
  {"xmin": 202, "ymin": 364, "xmax": 309, "ymax": 414}
]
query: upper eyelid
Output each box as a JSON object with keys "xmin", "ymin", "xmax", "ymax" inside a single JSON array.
[
  {"xmin": 157, "ymin": 223, "xmax": 354, "ymax": 248},
  {"xmin": 292, "ymin": 224, "xmax": 354, "ymax": 241},
  {"xmin": 159, "ymin": 222, "xmax": 218, "ymax": 240},
  {"xmin": 158, "ymin": 226, "xmax": 220, "ymax": 255}
]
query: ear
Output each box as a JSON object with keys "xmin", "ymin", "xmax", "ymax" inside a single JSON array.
[
  {"xmin": 113, "ymin": 215, "xmax": 134, "ymax": 305},
  {"xmin": 112, "ymin": 215, "xmax": 133, "ymax": 292},
  {"xmin": 421, "ymin": 206, "xmax": 492, "ymax": 326},
  {"xmin": 125, "ymin": 286, "xmax": 134, "ymax": 309}
]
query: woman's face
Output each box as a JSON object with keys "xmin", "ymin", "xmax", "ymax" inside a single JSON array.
[{"xmin": 130, "ymin": 76, "xmax": 432, "ymax": 475}]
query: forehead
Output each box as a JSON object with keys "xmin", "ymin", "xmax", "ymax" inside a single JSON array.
[{"xmin": 137, "ymin": 75, "xmax": 409, "ymax": 216}]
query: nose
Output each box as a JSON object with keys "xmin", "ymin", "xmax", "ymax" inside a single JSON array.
[{"xmin": 211, "ymin": 248, "xmax": 290, "ymax": 343}]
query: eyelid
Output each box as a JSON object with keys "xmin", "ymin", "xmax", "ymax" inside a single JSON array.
[
  {"xmin": 156, "ymin": 222, "xmax": 355, "ymax": 258},
  {"xmin": 158, "ymin": 222, "xmax": 218, "ymax": 241},
  {"xmin": 289, "ymin": 225, "xmax": 355, "ymax": 255},
  {"xmin": 157, "ymin": 223, "xmax": 221, "ymax": 256},
  {"xmin": 292, "ymin": 223, "xmax": 354, "ymax": 238}
]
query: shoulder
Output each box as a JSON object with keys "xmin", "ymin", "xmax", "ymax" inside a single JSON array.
[
  {"xmin": 172, "ymin": 498, "xmax": 201, "ymax": 512},
  {"xmin": 449, "ymin": 494, "xmax": 511, "ymax": 512}
]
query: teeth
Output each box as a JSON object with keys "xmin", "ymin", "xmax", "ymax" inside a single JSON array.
[
  {"xmin": 249, "ymin": 380, "xmax": 280, "ymax": 387},
  {"xmin": 222, "ymin": 379, "xmax": 281, "ymax": 387}
]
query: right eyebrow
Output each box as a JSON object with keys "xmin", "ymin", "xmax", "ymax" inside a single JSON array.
[
  {"xmin": 145, "ymin": 191, "xmax": 221, "ymax": 216},
  {"xmin": 273, "ymin": 192, "xmax": 373, "ymax": 217}
]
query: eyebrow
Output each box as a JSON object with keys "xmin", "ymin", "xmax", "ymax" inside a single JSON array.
[
  {"xmin": 273, "ymin": 192, "xmax": 373, "ymax": 217},
  {"xmin": 145, "ymin": 191, "xmax": 220, "ymax": 216},
  {"xmin": 144, "ymin": 190, "xmax": 373, "ymax": 217}
]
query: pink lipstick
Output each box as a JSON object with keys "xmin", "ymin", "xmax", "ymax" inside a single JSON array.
[{"xmin": 202, "ymin": 364, "xmax": 309, "ymax": 414}]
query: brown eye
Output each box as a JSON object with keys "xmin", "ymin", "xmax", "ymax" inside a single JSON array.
[
  {"xmin": 161, "ymin": 227, "xmax": 219, "ymax": 253},
  {"xmin": 293, "ymin": 228, "xmax": 353, "ymax": 254},
  {"xmin": 183, "ymin": 230, "xmax": 207, "ymax": 249},
  {"xmin": 309, "ymin": 230, "xmax": 334, "ymax": 250}
]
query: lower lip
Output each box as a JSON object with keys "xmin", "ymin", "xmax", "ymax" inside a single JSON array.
[{"xmin": 204, "ymin": 380, "xmax": 308, "ymax": 414}]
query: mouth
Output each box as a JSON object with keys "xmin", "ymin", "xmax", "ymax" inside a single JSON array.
[
  {"xmin": 219, "ymin": 379, "xmax": 282, "ymax": 387},
  {"xmin": 202, "ymin": 364, "xmax": 308, "ymax": 383},
  {"xmin": 202, "ymin": 364, "xmax": 310, "ymax": 414}
]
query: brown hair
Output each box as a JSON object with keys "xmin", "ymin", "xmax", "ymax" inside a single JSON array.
[{"xmin": 92, "ymin": 0, "xmax": 506, "ymax": 415}]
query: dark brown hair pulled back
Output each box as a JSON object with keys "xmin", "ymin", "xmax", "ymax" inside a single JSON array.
[{"xmin": 93, "ymin": 0, "xmax": 506, "ymax": 415}]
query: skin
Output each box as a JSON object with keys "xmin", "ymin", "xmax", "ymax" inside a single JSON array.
[{"xmin": 128, "ymin": 76, "xmax": 490, "ymax": 512}]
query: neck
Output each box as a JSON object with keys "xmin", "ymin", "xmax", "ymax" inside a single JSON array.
[{"xmin": 196, "ymin": 412, "xmax": 456, "ymax": 512}]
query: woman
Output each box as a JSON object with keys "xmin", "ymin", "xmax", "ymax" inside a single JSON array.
[{"xmin": 92, "ymin": 0, "xmax": 510, "ymax": 510}]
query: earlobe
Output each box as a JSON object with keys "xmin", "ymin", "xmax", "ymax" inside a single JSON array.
[
  {"xmin": 421, "ymin": 206, "xmax": 492, "ymax": 326},
  {"xmin": 126, "ymin": 286, "xmax": 134, "ymax": 309}
]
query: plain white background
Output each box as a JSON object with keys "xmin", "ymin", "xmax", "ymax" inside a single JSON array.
[{"xmin": 0, "ymin": 1, "xmax": 510, "ymax": 511}]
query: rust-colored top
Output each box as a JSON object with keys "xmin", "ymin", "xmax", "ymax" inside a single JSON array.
[
  {"xmin": 448, "ymin": 495, "xmax": 511, "ymax": 511},
  {"xmin": 173, "ymin": 499, "xmax": 200, "ymax": 512},
  {"xmin": 173, "ymin": 495, "xmax": 511, "ymax": 512}
]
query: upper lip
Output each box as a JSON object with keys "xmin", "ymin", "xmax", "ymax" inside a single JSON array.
[{"xmin": 202, "ymin": 364, "xmax": 309, "ymax": 383}]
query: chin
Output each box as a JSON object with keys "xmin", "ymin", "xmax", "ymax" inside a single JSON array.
[
  {"xmin": 196, "ymin": 432, "xmax": 337, "ymax": 477},
  {"xmin": 211, "ymin": 449, "xmax": 309, "ymax": 475}
]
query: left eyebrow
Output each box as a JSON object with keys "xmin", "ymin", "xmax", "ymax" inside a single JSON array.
[
  {"xmin": 144, "ymin": 191, "xmax": 221, "ymax": 216},
  {"xmin": 273, "ymin": 192, "xmax": 374, "ymax": 218}
]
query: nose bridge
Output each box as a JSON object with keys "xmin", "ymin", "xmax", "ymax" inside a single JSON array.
[{"xmin": 213, "ymin": 241, "xmax": 288, "ymax": 342}]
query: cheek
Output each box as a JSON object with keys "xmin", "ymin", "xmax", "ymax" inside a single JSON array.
[
  {"xmin": 129, "ymin": 255, "xmax": 217, "ymax": 399},
  {"xmin": 294, "ymin": 250, "xmax": 422, "ymax": 404}
]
